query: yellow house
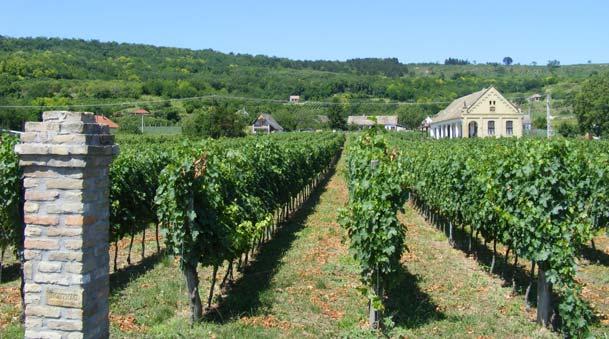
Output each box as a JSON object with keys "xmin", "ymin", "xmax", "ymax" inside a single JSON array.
[{"xmin": 430, "ymin": 87, "xmax": 523, "ymax": 138}]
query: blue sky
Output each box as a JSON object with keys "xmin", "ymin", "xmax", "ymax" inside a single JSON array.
[{"xmin": 1, "ymin": 0, "xmax": 608, "ymax": 65}]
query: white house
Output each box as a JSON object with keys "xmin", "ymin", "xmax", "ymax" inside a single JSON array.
[{"xmin": 429, "ymin": 87, "xmax": 524, "ymax": 139}]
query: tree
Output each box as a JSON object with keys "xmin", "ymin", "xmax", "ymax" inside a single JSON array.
[
  {"xmin": 395, "ymin": 104, "xmax": 440, "ymax": 129},
  {"xmin": 444, "ymin": 58, "xmax": 470, "ymax": 65},
  {"xmin": 547, "ymin": 60, "xmax": 561, "ymax": 69},
  {"xmin": 503, "ymin": 57, "xmax": 513, "ymax": 66},
  {"xmin": 557, "ymin": 122, "xmax": 579, "ymax": 138},
  {"xmin": 573, "ymin": 73, "xmax": 609, "ymax": 136},
  {"xmin": 182, "ymin": 102, "xmax": 247, "ymax": 138},
  {"xmin": 534, "ymin": 116, "xmax": 547, "ymax": 129},
  {"xmin": 327, "ymin": 97, "xmax": 347, "ymax": 130}
]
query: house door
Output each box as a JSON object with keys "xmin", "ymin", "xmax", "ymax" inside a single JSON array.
[{"xmin": 468, "ymin": 121, "xmax": 478, "ymax": 138}]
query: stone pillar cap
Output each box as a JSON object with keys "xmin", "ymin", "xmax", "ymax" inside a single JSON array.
[{"xmin": 42, "ymin": 111, "xmax": 96, "ymax": 124}]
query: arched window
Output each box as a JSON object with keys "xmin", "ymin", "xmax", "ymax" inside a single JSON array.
[
  {"xmin": 506, "ymin": 120, "xmax": 513, "ymax": 136},
  {"xmin": 488, "ymin": 120, "xmax": 495, "ymax": 136}
]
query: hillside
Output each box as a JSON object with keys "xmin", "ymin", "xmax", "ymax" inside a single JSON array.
[{"xmin": 0, "ymin": 36, "xmax": 605, "ymax": 130}]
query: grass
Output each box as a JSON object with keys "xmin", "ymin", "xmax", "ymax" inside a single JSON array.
[
  {"xmin": 408, "ymin": 203, "xmax": 609, "ymax": 337},
  {"xmin": 387, "ymin": 207, "xmax": 556, "ymax": 338},
  {"xmin": 0, "ymin": 266, "xmax": 23, "ymax": 338},
  {"xmin": 579, "ymin": 234, "xmax": 609, "ymax": 336}
]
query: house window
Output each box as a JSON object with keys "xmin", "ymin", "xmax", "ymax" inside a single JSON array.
[
  {"xmin": 506, "ymin": 120, "xmax": 513, "ymax": 135},
  {"xmin": 490, "ymin": 106, "xmax": 495, "ymax": 112},
  {"xmin": 488, "ymin": 120, "xmax": 495, "ymax": 135}
]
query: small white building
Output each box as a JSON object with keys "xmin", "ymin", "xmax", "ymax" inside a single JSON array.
[
  {"xmin": 527, "ymin": 94, "xmax": 543, "ymax": 102},
  {"xmin": 347, "ymin": 115, "xmax": 398, "ymax": 130},
  {"xmin": 420, "ymin": 116, "xmax": 432, "ymax": 132},
  {"xmin": 289, "ymin": 95, "xmax": 301, "ymax": 104}
]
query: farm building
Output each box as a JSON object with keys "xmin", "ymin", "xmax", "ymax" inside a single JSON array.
[
  {"xmin": 527, "ymin": 93, "xmax": 543, "ymax": 102},
  {"xmin": 94, "ymin": 115, "xmax": 119, "ymax": 131},
  {"xmin": 132, "ymin": 108, "xmax": 150, "ymax": 115},
  {"xmin": 429, "ymin": 86, "xmax": 523, "ymax": 139},
  {"xmin": 347, "ymin": 115, "xmax": 398, "ymax": 130},
  {"xmin": 420, "ymin": 116, "xmax": 432, "ymax": 132},
  {"xmin": 289, "ymin": 95, "xmax": 301, "ymax": 103},
  {"xmin": 252, "ymin": 113, "xmax": 284, "ymax": 134}
]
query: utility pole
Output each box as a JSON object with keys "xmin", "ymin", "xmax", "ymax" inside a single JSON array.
[
  {"xmin": 525, "ymin": 100, "xmax": 533, "ymax": 135},
  {"xmin": 546, "ymin": 94, "xmax": 553, "ymax": 138}
]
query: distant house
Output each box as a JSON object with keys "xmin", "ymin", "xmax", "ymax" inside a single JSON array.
[
  {"xmin": 316, "ymin": 115, "xmax": 330, "ymax": 124},
  {"xmin": 252, "ymin": 113, "xmax": 284, "ymax": 134},
  {"xmin": 527, "ymin": 94, "xmax": 543, "ymax": 102},
  {"xmin": 289, "ymin": 95, "xmax": 301, "ymax": 104},
  {"xmin": 132, "ymin": 108, "xmax": 150, "ymax": 115},
  {"xmin": 420, "ymin": 116, "xmax": 432, "ymax": 132},
  {"xmin": 347, "ymin": 115, "xmax": 398, "ymax": 130},
  {"xmin": 429, "ymin": 86, "xmax": 523, "ymax": 139},
  {"xmin": 94, "ymin": 115, "xmax": 119, "ymax": 132}
]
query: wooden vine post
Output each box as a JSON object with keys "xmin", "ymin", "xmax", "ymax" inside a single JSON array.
[
  {"xmin": 537, "ymin": 263, "xmax": 553, "ymax": 328},
  {"xmin": 368, "ymin": 159, "xmax": 380, "ymax": 330}
]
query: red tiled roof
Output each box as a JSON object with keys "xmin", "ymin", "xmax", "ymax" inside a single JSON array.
[
  {"xmin": 132, "ymin": 108, "xmax": 150, "ymax": 115},
  {"xmin": 94, "ymin": 115, "xmax": 119, "ymax": 129}
]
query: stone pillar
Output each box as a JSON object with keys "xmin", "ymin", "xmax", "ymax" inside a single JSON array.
[{"xmin": 15, "ymin": 111, "xmax": 119, "ymax": 339}]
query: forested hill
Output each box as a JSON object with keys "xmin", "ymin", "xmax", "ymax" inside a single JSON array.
[
  {"xmin": 0, "ymin": 35, "xmax": 606, "ymax": 130},
  {"xmin": 0, "ymin": 36, "xmax": 411, "ymax": 78}
]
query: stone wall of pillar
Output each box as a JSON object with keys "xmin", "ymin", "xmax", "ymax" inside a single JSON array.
[{"xmin": 15, "ymin": 111, "xmax": 119, "ymax": 339}]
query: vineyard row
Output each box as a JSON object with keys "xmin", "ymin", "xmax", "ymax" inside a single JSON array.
[{"xmin": 341, "ymin": 130, "xmax": 609, "ymax": 337}]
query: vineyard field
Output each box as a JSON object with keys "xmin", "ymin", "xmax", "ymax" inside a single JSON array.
[{"xmin": 1, "ymin": 131, "xmax": 609, "ymax": 337}]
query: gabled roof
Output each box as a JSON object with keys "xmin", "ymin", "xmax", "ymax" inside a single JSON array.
[
  {"xmin": 432, "ymin": 88, "xmax": 489, "ymax": 122},
  {"xmin": 253, "ymin": 113, "xmax": 284, "ymax": 131},
  {"xmin": 95, "ymin": 115, "xmax": 119, "ymax": 129},
  {"xmin": 432, "ymin": 87, "xmax": 521, "ymax": 124},
  {"xmin": 347, "ymin": 115, "xmax": 398, "ymax": 126},
  {"xmin": 132, "ymin": 108, "xmax": 150, "ymax": 115}
]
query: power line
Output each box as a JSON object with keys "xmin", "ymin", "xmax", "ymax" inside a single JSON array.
[
  {"xmin": 0, "ymin": 95, "xmax": 449, "ymax": 109},
  {"xmin": 0, "ymin": 93, "xmax": 565, "ymax": 109}
]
